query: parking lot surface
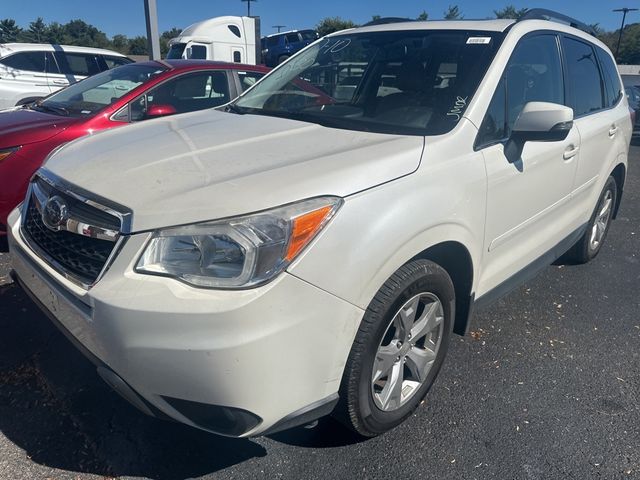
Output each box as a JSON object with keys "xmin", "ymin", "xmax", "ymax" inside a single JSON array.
[{"xmin": 0, "ymin": 144, "xmax": 639, "ymax": 480}]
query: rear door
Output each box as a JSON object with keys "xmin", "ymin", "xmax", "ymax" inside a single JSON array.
[
  {"xmin": 478, "ymin": 33, "xmax": 580, "ymax": 293},
  {"xmin": 50, "ymin": 51, "xmax": 102, "ymax": 89},
  {"xmin": 561, "ymin": 36, "xmax": 621, "ymax": 219}
]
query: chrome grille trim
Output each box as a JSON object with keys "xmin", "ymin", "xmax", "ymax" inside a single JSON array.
[{"xmin": 20, "ymin": 169, "xmax": 132, "ymax": 290}]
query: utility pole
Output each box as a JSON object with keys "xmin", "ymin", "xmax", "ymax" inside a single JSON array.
[
  {"xmin": 613, "ymin": 7, "xmax": 639, "ymax": 61},
  {"xmin": 272, "ymin": 25, "xmax": 286, "ymax": 32},
  {"xmin": 144, "ymin": 0, "xmax": 161, "ymax": 60},
  {"xmin": 241, "ymin": 0, "xmax": 257, "ymax": 17}
]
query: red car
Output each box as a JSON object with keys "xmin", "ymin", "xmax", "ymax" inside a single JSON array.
[{"xmin": 0, "ymin": 60, "xmax": 269, "ymax": 237}]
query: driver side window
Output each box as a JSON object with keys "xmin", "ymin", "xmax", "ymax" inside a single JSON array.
[
  {"xmin": 130, "ymin": 71, "xmax": 231, "ymax": 121},
  {"xmin": 477, "ymin": 34, "xmax": 564, "ymax": 148}
]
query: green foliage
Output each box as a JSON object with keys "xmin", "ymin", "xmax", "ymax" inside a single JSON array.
[
  {"xmin": 160, "ymin": 27, "xmax": 182, "ymax": 55},
  {"xmin": 416, "ymin": 10, "xmax": 429, "ymax": 21},
  {"xmin": 371, "ymin": 15, "xmax": 381, "ymax": 22},
  {"xmin": 444, "ymin": 5, "xmax": 463, "ymax": 20},
  {"xmin": 0, "ymin": 19, "xmax": 22, "ymax": 42},
  {"xmin": 127, "ymin": 36, "xmax": 148, "ymax": 55},
  {"xmin": 599, "ymin": 22, "xmax": 640, "ymax": 64},
  {"xmin": 494, "ymin": 5, "xmax": 529, "ymax": 20},
  {"xmin": 316, "ymin": 17, "xmax": 357, "ymax": 37}
]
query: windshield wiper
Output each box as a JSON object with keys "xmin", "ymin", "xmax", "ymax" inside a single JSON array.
[
  {"xmin": 224, "ymin": 103, "xmax": 246, "ymax": 115},
  {"xmin": 32, "ymin": 101, "xmax": 70, "ymax": 116}
]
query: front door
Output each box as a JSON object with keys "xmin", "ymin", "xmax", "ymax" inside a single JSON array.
[{"xmin": 477, "ymin": 33, "xmax": 579, "ymax": 296}]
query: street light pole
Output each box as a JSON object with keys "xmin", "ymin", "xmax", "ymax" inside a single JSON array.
[
  {"xmin": 241, "ymin": 0, "xmax": 257, "ymax": 17},
  {"xmin": 613, "ymin": 7, "xmax": 639, "ymax": 61},
  {"xmin": 144, "ymin": 0, "xmax": 161, "ymax": 60},
  {"xmin": 272, "ymin": 25, "xmax": 286, "ymax": 32}
]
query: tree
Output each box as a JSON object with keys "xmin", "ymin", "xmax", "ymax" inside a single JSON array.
[
  {"xmin": 62, "ymin": 19, "xmax": 109, "ymax": 48},
  {"xmin": 416, "ymin": 10, "xmax": 429, "ymax": 21},
  {"xmin": 44, "ymin": 22, "xmax": 66, "ymax": 44},
  {"xmin": 25, "ymin": 17, "xmax": 47, "ymax": 43},
  {"xmin": 127, "ymin": 36, "xmax": 148, "ymax": 56},
  {"xmin": 444, "ymin": 5, "xmax": 463, "ymax": 20},
  {"xmin": 599, "ymin": 22, "xmax": 640, "ymax": 64},
  {"xmin": 371, "ymin": 15, "xmax": 381, "ymax": 22},
  {"xmin": 0, "ymin": 19, "xmax": 23, "ymax": 42},
  {"xmin": 494, "ymin": 5, "xmax": 528, "ymax": 20},
  {"xmin": 315, "ymin": 17, "xmax": 357, "ymax": 37},
  {"xmin": 160, "ymin": 27, "xmax": 182, "ymax": 56},
  {"xmin": 111, "ymin": 34, "xmax": 129, "ymax": 54}
]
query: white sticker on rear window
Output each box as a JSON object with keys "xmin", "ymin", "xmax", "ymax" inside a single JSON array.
[{"xmin": 467, "ymin": 37, "xmax": 492, "ymax": 44}]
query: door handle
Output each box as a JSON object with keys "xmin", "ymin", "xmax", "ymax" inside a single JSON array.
[
  {"xmin": 609, "ymin": 126, "xmax": 619, "ymax": 137},
  {"xmin": 563, "ymin": 145, "xmax": 579, "ymax": 160},
  {"xmin": 52, "ymin": 79, "xmax": 69, "ymax": 85}
]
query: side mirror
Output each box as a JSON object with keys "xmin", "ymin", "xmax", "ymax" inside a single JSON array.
[
  {"xmin": 511, "ymin": 101, "xmax": 574, "ymax": 142},
  {"xmin": 147, "ymin": 104, "xmax": 177, "ymax": 118},
  {"xmin": 505, "ymin": 102, "xmax": 574, "ymax": 164}
]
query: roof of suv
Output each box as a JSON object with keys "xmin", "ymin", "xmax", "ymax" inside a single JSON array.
[
  {"xmin": 346, "ymin": 19, "xmax": 516, "ymax": 35},
  {"xmin": 332, "ymin": 17, "xmax": 610, "ymax": 53},
  {"xmin": 0, "ymin": 43, "xmax": 128, "ymax": 57}
]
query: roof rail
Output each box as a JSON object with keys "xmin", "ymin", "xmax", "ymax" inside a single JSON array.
[
  {"xmin": 519, "ymin": 9, "xmax": 597, "ymax": 36},
  {"xmin": 362, "ymin": 17, "xmax": 414, "ymax": 27}
]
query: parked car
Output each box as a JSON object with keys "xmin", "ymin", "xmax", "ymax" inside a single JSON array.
[
  {"xmin": 261, "ymin": 29, "xmax": 317, "ymax": 67},
  {"xmin": 625, "ymin": 85, "xmax": 640, "ymax": 135},
  {"xmin": 0, "ymin": 60, "xmax": 269, "ymax": 236},
  {"xmin": 7, "ymin": 10, "xmax": 632, "ymax": 438},
  {"xmin": 0, "ymin": 43, "xmax": 133, "ymax": 110}
]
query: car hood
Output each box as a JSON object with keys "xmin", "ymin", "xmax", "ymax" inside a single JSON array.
[
  {"xmin": 45, "ymin": 109, "xmax": 424, "ymax": 232},
  {"xmin": 0, "ymin": 107, "xmax": 79, "ymax": 147}
]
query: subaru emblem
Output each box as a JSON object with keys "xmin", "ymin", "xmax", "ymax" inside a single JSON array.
[{"xmin": 42, "ymin": 195, "xmax": 69, "ymax": 230}]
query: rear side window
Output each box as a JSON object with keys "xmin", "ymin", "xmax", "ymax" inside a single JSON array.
[
  {"xmin": 0, "ymin": 51, "xmax": 46, "ymax": 72},
  {"xmin": 562, "ymin": 37, "xmax": 604, "ymax": 116},
  {"xmin": 286, "ymin": 33, "xmax": 300, "ymax": 44},
  {"xmin": 596, "ymin": 47, "xmax": 622, "ymax": 107},
  {"xmin": 55, "ymin": 52, "xmax": 101, "ymax": 76},
  {"xmin": 477, "ymin": 34, "xmax": 563, "ymax": 147}
]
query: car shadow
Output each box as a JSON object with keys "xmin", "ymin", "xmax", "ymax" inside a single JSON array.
[
  {"xmin": 0, "ymin": 282, "xmax": 267, "ymax": 480},
  {"xmin": 267, "ymin": 417, "xmax": 366, "ymax": 448}
]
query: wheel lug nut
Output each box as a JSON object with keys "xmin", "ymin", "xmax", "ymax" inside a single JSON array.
[
  {"xmin": 397, "ymin": 341, "xmax": 402, "ymax": 349},
  {"xmin": 396, "ymin": 356, "xmax": 401, "ymax": 362}
]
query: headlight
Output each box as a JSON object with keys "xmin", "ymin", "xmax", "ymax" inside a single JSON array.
[
  {"xmin": 136, "ymin": 196, "xmax": 342, "ymax": 288},
  {"xmin": 0, "ymin": 146, "xmax": 20, "ymax": 163}
]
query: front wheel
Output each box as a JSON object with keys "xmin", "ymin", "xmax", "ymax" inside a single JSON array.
[
  {"xmin": 336, "ymin": 259, "xmax": 455, "ymax": 437},
  {"xmin": 566, "ymin": 176, "xmax": 617, "ymax": 264}
]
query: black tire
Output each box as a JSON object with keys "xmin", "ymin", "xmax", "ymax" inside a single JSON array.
[
  {"xmin": 335, "ymin": 259, "xmax": 455, "ymax": 437},
  {"xmin": 566, "ymin": 176, "xmax": 617, "ymax": 264},
  {"xmin": 277, "ymin": 55, "xmax": 290, "ymax": 65}
]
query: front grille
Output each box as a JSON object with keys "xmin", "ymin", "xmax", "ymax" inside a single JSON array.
[{"xmin": 21, "ymin": 176, "xmax": 122, "ymax": 287}]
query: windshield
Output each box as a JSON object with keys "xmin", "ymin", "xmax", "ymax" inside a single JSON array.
[
  {"xmin": 167, "ymin": 43, "xmax": 186, "ymax": 59},
  {"xmin": 234, "ymin": 30, "xmax": 503, "ymax": 135},
  {"xmin": 34, "ymin": 63, "xmax": 166, "ymax": 117}
]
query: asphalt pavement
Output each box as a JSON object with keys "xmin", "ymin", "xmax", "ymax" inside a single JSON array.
[{"xmin": 1, "ymin": 144, "xmax": 639, "ymax": 480}]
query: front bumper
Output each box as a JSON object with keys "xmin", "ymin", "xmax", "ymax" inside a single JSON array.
[{"xmin": 8, "ymin": 209, "xmax": 363, "ymax": 437}]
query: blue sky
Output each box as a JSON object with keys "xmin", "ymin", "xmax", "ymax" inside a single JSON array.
[{"xmin": 2, "ymin": 0, "xmax": 637, "ymax": 37}]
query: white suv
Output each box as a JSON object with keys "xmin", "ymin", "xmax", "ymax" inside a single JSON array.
[
  {"xmin": 7, "ymin": 10, "xmax": 633, "ymax": 437},
  {"xmin": 0, "ymin": 43, "xmax": 132, "ymax": 109}
]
